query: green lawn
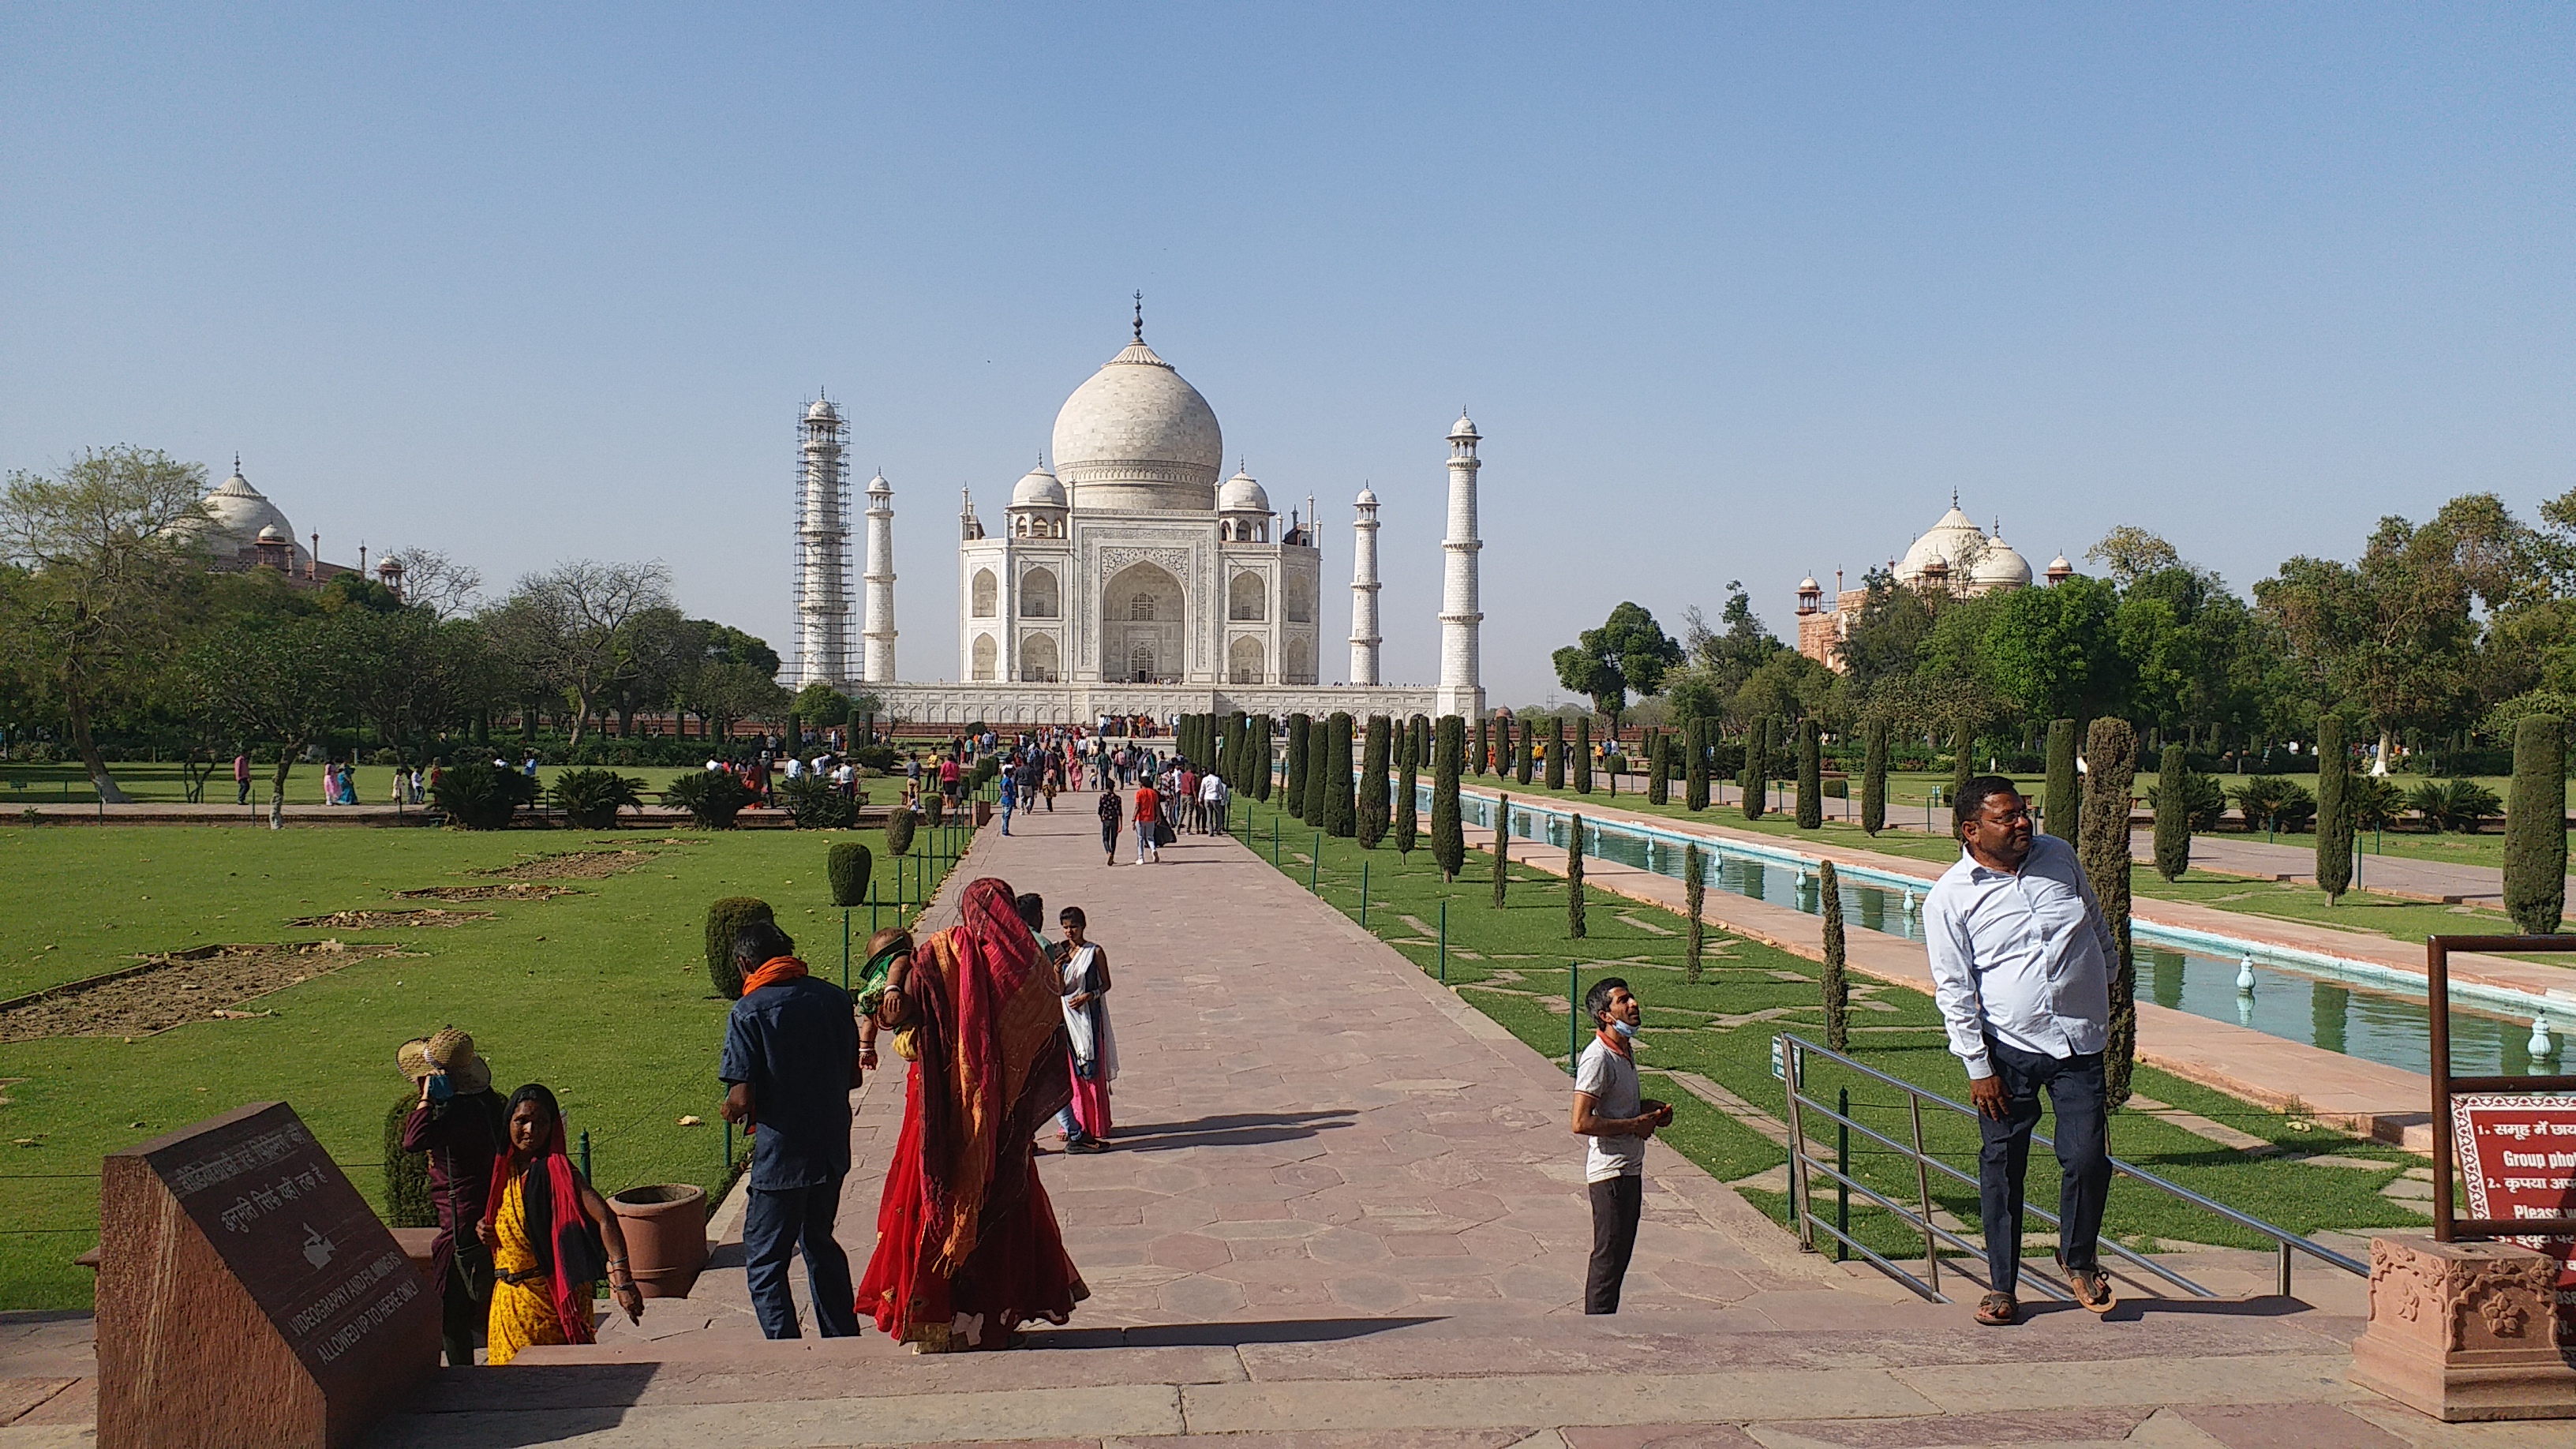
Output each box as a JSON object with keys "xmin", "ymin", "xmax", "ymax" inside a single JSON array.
[
  {"xmin": 1233, "ymin": 791, "xmax": 2424, "ymax": 1272},
  {"xmin": 0, "ymin": 814, "xmax": 975, "ymax": 1311}
]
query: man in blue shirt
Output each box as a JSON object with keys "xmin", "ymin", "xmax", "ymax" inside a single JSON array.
[
  {"xmin": 1924, "ymin": 776, "xmax": 2118, "ymax": 1325},
  {"xmin": 718, "ymin": 919, "xmax": 863, "ymax": 1339}
]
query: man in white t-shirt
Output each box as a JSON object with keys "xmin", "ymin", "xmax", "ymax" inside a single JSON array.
[{"xmin": 1570, "ymin": 976, "xmax": 1671, "ymax": 1314}]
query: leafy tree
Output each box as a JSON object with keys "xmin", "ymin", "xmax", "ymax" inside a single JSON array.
[
  {"xmin": 0, "ymin": 447, "xmax": 210, "ymax": 799},
  {"xmin": 2085, "ymin": 526, "xmax": 2184, "ymax": 586},
  {"xmin": 180, "ymin": 606, "xmax": 350, "ymax": 826},
  {"xmin": 1820, "ymin": 860, "xmax": 1848, "ymax": 1051},
  {"xmin": 1431, "ymin": 716, "xmax": 1465, "ymax": 881},
  {"xmin": 2078, "ymin": 718, "xmax": 2138, "ymax": 1106},
  {"xmin": 483, "ymin": 560, "xmax": 677, "ymax": 747},
  {"xmin": 2151, "ymin": 743, "xmax": 2192, "ymax": 881},
  {"xmin": 1795, "ymin": 717, "xmax": 1822, "ymax": 829},
  {"xmin": 2314, "ymin": 716, "xmax": 2353, "ymax": 901},
  {"xmin": 2504, "ymin": 716, "xmax": 2567, "ymax": 934},
  {"xmin": 1861, "ymin": 717, "xmax": 1888, "ymax": 834},
  {"xmin": 1357, "ymin": 714, "xmax": 1391, "ymax": 848},
  {"xmin": 793, "ymin": 683, "xmax": 851, "ymax": 732},
  {"xmin": 1681, "ymin": 585, "xmax": 1788, "ymax": 703},
  {"xmin": 1566, "ymin": 812, "xmax": 1586, "ymax": 938},
  {"xmin": 2045, "ymin": 718, "xmax": 2081, "ymax": 843},
  {"xmin": 1552, "ymin": 601, "xmax": 1683, "ymax": 733},
  {"xmin": 1981, "ymin": 575, "xmax": 2130, "ymax": 724}
]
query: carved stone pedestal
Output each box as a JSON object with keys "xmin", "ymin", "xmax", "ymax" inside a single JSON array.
[{"xmin": 2349, "ymin": 1235, "xmax": 2576, "ymax": 1421}]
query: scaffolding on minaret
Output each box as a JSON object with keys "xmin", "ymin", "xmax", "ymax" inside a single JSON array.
[{"xmin": 792, "ymin": 395, "xmax": 854, "ymax": 689}]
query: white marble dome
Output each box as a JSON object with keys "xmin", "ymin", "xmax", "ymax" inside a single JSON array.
[
  {"xmin": 1973, "ymin": 533, "xmax": 2033, "ymax": 590},
  {"xmin": 1050, "ymin": 337, "xmax": 1222, "ymax": 512},
  {"xmin": 1897, "ymin": 504, "xmax": 1984, "ymax": 581},
  {"xmin": 806, "ymin": 397, "xmax": 839, "ymax": 421},
  {"xmin": 1009, "ymin": 463, "xmax": 1066, "ymax": 509},
  {"xmin": 186, "ymin": 462, "xmax": 308, "ymax": 567},
  {"xmin": 1219, "ymin": 467, "xmax": 1270, "ymax": 514}
]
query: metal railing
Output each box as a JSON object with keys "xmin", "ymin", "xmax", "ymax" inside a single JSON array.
[{"xmin": 1776, "ymin": 1033, "xmax": 2368, "ymax": 1305}]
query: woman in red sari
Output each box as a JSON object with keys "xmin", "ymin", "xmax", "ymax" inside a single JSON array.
[{"xmin": 856, "ymin": 877, "xmax": 1086, "ymax": 1350}]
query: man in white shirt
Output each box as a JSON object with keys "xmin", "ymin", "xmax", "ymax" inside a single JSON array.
[
  {"xmin": 1198, "ymin": 769, "xmax": 1228, "ymax": 837},
  {"xmin": 1569, "ymin": 977, "xmax": 1672, "ymax": 1314},
  {"xmin": 1925, "ymin": 777, "xmax": 2118, "ymax": 1324}
]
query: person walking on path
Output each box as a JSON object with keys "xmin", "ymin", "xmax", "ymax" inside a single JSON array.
[
  {"xmin": 1056, "ymin": 906, "xmax": 1116, "ymax": 1151},
  {"xmin": 998, "ymin": 764, "xmax": 1017, "ymax": 836},
  {"xmin": 1925, "ymin": 776, "xmax": 2118, "ymax": 1326},
  {"xmin": 1199, "ymin": 767, "xmax": 1227, "ymax": 837},
  {"xmin": 1132, "ymin": 777, "xmax": 1163, "ymax": 864},
  {"xmin": 1570, "ymin": 977, "xmax": 1670, "ymax": 1315},
  {"xmin": 234, "ymin": 750, "xmax": 251, "ymax": 806},
  {"xmin": 477, "ymin": 1083, "xmax": 645, "ymax": 1364},
  {"xmin": 399, "ymin": 1029, "xmax": 507, "ymax": 1366},
  {"xmin": 1096, "ymin": 785, "xmax": 1124, "ymax": 866},
  {"xmin": 717, "ymin": 919, "xmax": 865, "ymax": 1339}
]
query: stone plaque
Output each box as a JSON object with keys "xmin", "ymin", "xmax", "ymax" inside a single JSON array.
[
  {"xmin": 99, "ymin": 1101, "xmax": 437, "ymax": 1448},
  {"xmin": 2454, "ymin": 1093, "xmax": 2576, "ymax": 1342}
]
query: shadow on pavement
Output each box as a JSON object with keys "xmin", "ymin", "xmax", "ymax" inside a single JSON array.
[
  {"xmin": 1109, "ymin": 1110, "xmax": 1357, "ymax": 1152},
  {"xmin": 1030, "ymin": 1316, "xmax": 1447, "ymax": 1350}
]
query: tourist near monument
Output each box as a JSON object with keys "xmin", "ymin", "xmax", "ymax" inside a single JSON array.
[{"xmin": 1570, "ymin": 976, "xmax": 1672, "ymax": 1315}]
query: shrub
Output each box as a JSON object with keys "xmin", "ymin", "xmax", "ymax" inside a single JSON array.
[
  {"xmin": 382, "ymin": 1095, "xmax": 434, "ymax": 1229},
  {"xmin": 924, "ymin": 793, "xmax": 946, "ymax": 827},
  {"xmin": 1326, "ymin": 713, "xmax": 1357, "ymax": 837},
  {"xmin": 1566, "ymin": 812, "xmax": 1586, "ymax": 939},
  {"xmin": 780, "ymin": 774, "xmax": 859, "ymax": 829},
  {"xmin": 1647, "ymin": 732, "xmax": 1669, "ymax": 807},
  {"xmin": 2347, "ymin": 773, "xmax": 2405, "ymax": 830},
  {"xmin": 2144, "ymin": 767, "xmax": 2226, "ymax": 833},
  {"xmin": 1820, "ymin": 860, "xmax": 1848, "ymax": 1052},
  {"xmin": 1284, "ymin": 712, "xmax": 1310, "ymax": 817},
  {"xmin": 1573, "ymin": 718, "xmax": 1592, "ymax": 794},
  {"xmin": 552, "ymin": 767, "xmax": 646, "ymax": 829},
  {"xmin": 2045, "ymin": 718, "xmax": 2080, "ymax": 843},
  {"xmin": 1395, "ymin": 740, "xmax": 1420, "ymax": 858},
  {"xmin": 1473, "ymin": 717, "xmax": 1490, "ymax": 779},
  {"xmin": 886, "ymin": 808, "xmax": 916, "ymax": 859},
  {"xmin": 828, "ymin": 841, "xmax": 874, "ymax": 907},
  {"xmin": 1357, "ymin": 715, "xmax": 1391, "ymax": 848},
  {"xmin": 1492, "ymin": 791, "xmax": 1511, "ymax": 907},
  {"xmin": 1544, "ymin": 717, "xmax": 1565, "ymax": 790},
  {"xmin": 369, "ymin": 747, "xmax": 405, "ymax": 767},
  {"xmin": 1252, "ymin": 714, "xmax": 1275, "ymax": 801},
  {"xmin": 435, "ymin": 762, "xmax": 537, "ymax": 830},
  {"xmin": 2078, "ymin": 718, "xmax": 2138, "ymax": 1107},
  {"xmin": 2232, "ymin": 776, "xmax": 2318, "ymax": 833},
  {"xmin": 2151, "ymin": 744, "xmax": 2192, "ymax": 881},
  {"xmin": 1683, "ymin": 842, "xmax": 1705, "ymax": 983},
  {"xmin": 2407, "ymin": 778, "xmax": 2500, "ymax": 834},
  {"xmin": 1795, "ymin": 718, "xmax": 1822, "ymax": 829},
  {"xmin": 704, "ymin": 897, "xmax": 776, "ymax": 998},
  {"xmin": 1305, "ymin": 717, "xmax": 1332, "ymax": 826},
  {"xmin": 1686, "ymin": 718, "xmax": 1709, "ymax": 811},
  {"xmin": 1495, "ymin": 715, "xmax": 1515, "ymax": 782},
  {"xmin": 2504, "ymin": 715, "xmax": 2567, "ymax": 934},
  {"xmin": 2315, "ymin": 717, "xmax": 2354, "ymax": 901},
  {"xmin": 1432, "ymin": 716, "xmax": 1465, "ymax": 881},
  {"xmin": 1515, "ymin": 715, "xmax": 1534, "ymax": 785},
  {"xmin": 1862, "ymin": 717, "xmax": 1889, "ymax": 835},
  {"xmin": 1741, "ymin": 721, "xmax": 1767, "ymax": 821},
  {"xmin": 662, "ymin": 770, "xmax": 754, "ymax": 829}
]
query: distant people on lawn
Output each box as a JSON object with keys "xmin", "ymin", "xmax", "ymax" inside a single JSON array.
[
  {"xmin": 478, "ymin": 1082, "xmax": 644, "ymax": 1364},
  {"xmin": 1926, "ymin": 776, "xmax": 2117, "ymax": 1326},
  {"xmin": 1571, "ymin": 976, "xmax": 1669, "ymax": 1315},
  {"xmin": 856, "ymin": 878, "xmax": 1086, "ymax": 1350},
  {"xmin": 718, "ymin": 918, "xmax": 864, "ymax": 1340},
  {"xmin": 399, "ymin": 1028, "xmax": 507, "ymax": 1367}
]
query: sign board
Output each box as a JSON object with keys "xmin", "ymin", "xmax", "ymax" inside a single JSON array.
[
  {"xmin": 98, "ymin": 1101, "xmax": 437, "ymax": 1448},
  {"xmin": 2452, "ymin": 1093, "xmax": 2576, "ymax": 1342}
]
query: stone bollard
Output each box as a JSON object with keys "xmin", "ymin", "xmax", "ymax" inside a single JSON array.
[{"xmin": 2348, "ymin": 1235, "xmax": 2575, "ymax": 1421}]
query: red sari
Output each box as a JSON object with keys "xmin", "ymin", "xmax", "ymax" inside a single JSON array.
[{"xmin": 856, "ymin": 878, "xmax": 1085, "ymax": 1350}]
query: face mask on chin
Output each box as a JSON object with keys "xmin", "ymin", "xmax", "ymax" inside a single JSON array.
[{"xmin": 1610, "ymin": 1020, "xmax": 1639, "ymax": 1039}]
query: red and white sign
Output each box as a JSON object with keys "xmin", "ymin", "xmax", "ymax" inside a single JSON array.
[{"xmin": 2454, "ymin": 1093, "xmax": 2576, "ymax": 1342}]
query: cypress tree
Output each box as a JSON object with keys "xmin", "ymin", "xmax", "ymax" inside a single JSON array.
[
  {"xmin": 1327, "ymin": 713, "xmax": 1357, "ymax": 837},
  {"xmin": 1395, "ymin": 726, "xmax": 1420, "ymax": 857},
  {"xmin": 1686, "ymin": 718, "xmax": 1710, "ymax": 811},
  {"xmin": 1742, "ymin": 720, "xmax": 1768, "ymax": 821},
  {"xmin": 1515, "ymin": 716, "xmax": 1535, "ymax": 784},
  {"xmin": 1647, "ymin": 732, "xmax": 1670, "ymax": 806},
  {"xmin": 788, "ymin": 711, "xmax": 804, "ymax": 750},
  {"xmin": 1252, "ymin": 714, "xmax": 1275, "ymax": 801},
  {"xmin": 1495, "ymin": 714, "xmax": 1515, "ymax": 782},
  {"xmin": 2504, "ymin": 715, "xmax": 2568, "ymax": 934},
  {"xmin": 844, "ymin": 699, "xmax": 865, "ymax": 751},
  {"xmin": 1574, "ymin": 717, "xmax": 1593, "ymax": 793},
  {"xmin": 1492, "ymin": 792, "xmax": 1512, "ymax": 908},
  {"xmin": 1432, "ymin": 716, "xmax": 1466, "ymax": 882},
  {"xmin": 1862, "ymin": 717, "xmax": 1889, "ymax": 835},
  {"xmin": 2315, "ymin": 716, "xmax": 2353, "ymax": 903},
  {"xmin": 1949, "ymin": 718, "xmax": 1973, "ymax": 803},
  {"xmin": 1473, "ymin": 717, "xmax": 1490, "ymax": 778},
  {"xmin": 1357, "ymin": 714, "xmax": 1391, "ymax": 848},
  {"xmin": 1795, "ymin": 717, "xmax": 1823, "ymax": 829},
  {"xmin": 2153, "ymin": 743, "xmax": 2193, "ymax": 882},
  {"xmin": 1306, "ymin": 717, "xmax": 1333, "ymax": 828},
  {"xmin": 1546, "ymin": 717, "xmax": 1566, "ymax": 789},
  {"xmin": 1284, "ymin": 712, "xmax": 1310, "ymax": 817},
  {"xmin": 2079, "ymin": 717, "xmax": 2139, "ymax": 1107},
  {"xmin": 2044, "ymin": 717, "xmax": 2080, "ymax": 843},
  {"xmin": 1683, "ymin": 841, "xmax": 1705, "ymax": 983},
  {"xmin": 1567, "ymin": 812, "xmax": 1587, "ymax": 938},
  {"xmin": 1820, "ymin": 859, "xmax": 1848, "ymax": 1052}
]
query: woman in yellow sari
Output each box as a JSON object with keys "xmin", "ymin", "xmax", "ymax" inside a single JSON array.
[{"xmin": 477, "ymin": 1084, "xmax": 644, "ymax": 1365}]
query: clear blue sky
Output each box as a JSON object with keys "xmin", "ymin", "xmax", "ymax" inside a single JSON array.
[{"xmin": 5, "ymin": 5, "xmax": 2568, "ymax": 703}]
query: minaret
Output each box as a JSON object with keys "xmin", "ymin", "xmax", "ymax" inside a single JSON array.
[
  {"xmin": 794, "ymin": 396, "xmax": 852, "ymax": 687},
  {"xmin": 861, "ymin": 470, "xmax": 897, "ymax": 683},
  {"xmin": 1348, "ymin": 486, "xmax": 1382, "ymax": 685},
  {"xmin": 1435, "ymin": 411, "xmax": 1485, "ymax": 719}
]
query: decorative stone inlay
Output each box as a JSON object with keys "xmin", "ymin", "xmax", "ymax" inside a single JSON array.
[{"xmin": 2349, "ymin": 1234, "xmax": 2575, "ymax": 1422}]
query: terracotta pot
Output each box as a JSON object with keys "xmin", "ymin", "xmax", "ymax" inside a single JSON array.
[{"xmin": 608, "ymin": 1184, "xmax": 706, "ymax": 1299}]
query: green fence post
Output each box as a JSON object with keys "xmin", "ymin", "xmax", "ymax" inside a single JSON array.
[
  {"xmin": 842, "ymin": 908, "xmax": 852, "ymax": 991},
  {"xmin": 724, "ymin": 1121, "xmax": 733, "ymax": 1174},
  {"xmin": 1568, "ymin": 961, "xmax": 1580, "ymax": 1072},
  {"xmin": 1834, "ymin": 1087, "xmax": 1850, "ymax": 1262},
  {"xmin": 1312, "ymin": 833, "xmax": 1321, "ymax": 892},
  {"xmin": 1360, "ymin": 860, "xmax": 1369, "ymax": 928},
  {"xmin": 1438, "ymin": 900, "xmax": 1447, "ymax": 983},
  {"xmin": 579, "ymin": 1129, "xmax": 593, "ymax": 1185}
]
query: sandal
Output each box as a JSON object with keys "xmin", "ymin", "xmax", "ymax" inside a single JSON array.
[
  {"xmin": 2054, "ymin": 1249, "xmax": 2117, "ymax": 1312},
  {"xmin": 1974, "ymin": 1291, "xmax": 2017, "ymax": 1326}
]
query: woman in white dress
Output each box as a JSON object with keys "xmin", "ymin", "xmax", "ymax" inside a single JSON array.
[{"xmin": 1058, "ymin": 907, "xmax": 1116, "ymax": 1152}]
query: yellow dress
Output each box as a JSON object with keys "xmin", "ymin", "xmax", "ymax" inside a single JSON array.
[{"xmin": 485, "ymin": 1174, "xmax": 596, "ymax": 1365}]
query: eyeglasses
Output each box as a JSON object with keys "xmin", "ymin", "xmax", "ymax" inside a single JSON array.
[{"xmin": 1979, "ymin": 807, "xmax": 2032, "ymax": 826}]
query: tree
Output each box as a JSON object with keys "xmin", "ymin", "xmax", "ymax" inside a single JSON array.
[
  {"xmin": 1515, "ymin": 715, "xmax": 1535, "ymax": 784},
  {"xmin": 1284, "ymin": 712, "xmax": 1310, "ymax": 817},
  {"xmin": 1544, "ymin": 717, "xmax": 1566, "ymax": 789},
  {"xmin": 1647, "ymin": 731, "xmax": 1669, "ymax": 806},
  {"xmin": 1683, "ymin": 842, "xmax": 1705, "ymax": 983},
  {"xmin": 1552, "ymin": 601, "xmax": 1683, "ymax": 733},
  {"xmin": 0, "ymin": 447, "xmax": 211, "ymax": 800},
  {"xmin": 1573, "ymin": 717, "xmax": 1593, "ymax": 793},
  {"xmin": 1861, "ymin": 717, "xmax": 1889, "ymax": 835},
  {"xmin": 1949, "ymin": 718, "xmax": 1974, "ymax": 801},
  {"xmin": 794, "ymin": 683, "xmax": 851, "ymax": 733},
  {"xmin": 1686, "ymin": 718, "xmax": 1709, "ymax": 811},
  {"xmin": 486, "ymin": 560, "xmax": 676, "ymax": 747},
  {"xmin": 1566, "ymin": 812, "xmax": 1587, "ymax": 938},
  {"xmin": 180, "ymin": 608, "xmax": 349, "ymax": 827},
  {"xmin": 2079, "ymin": 718, "xmax": 2139, "ymax": 1107},
  {"xmin": 1473, "ymin": 716, "xmax": 1489, "ymax": 778},
  {"xmin": 2044, "ymin": 718, "xmax": 2081, "ymax": 844},
  {"xmin": 2085, "ymin": 526, "xmax": 2184, "ymax": 586},
  {"xmin": 2504, "ymin": 716, "xmax": 2567, "ymax": 934},
  {"xmin": 1682, "ymin": 585, "xmax": 1787, "ymax": 702},
  {"xmin": 1494, "ymin": 714, "xmax": 1515, "ymax": 782},
  {"xmin": 1740, "ymin": 719, "xmax": 1767, "ymax": 821},
  {"xmin": 2315, "ymin": 716, "xmax": 2353, "ymax": 902},
  {"xmin": 384, "ymin": 546, "xmax": 484, "ymax": 620},
  {"xmin": 1431, "ymin": 716, "xmax": 1465, "ymax": 881},
  {"xmin": 1795, "ymin": 718, "xmax": 1822, "ymax": 829},
  {"xmin": 1394, "ymin": 719, "xmax": 1419, "ymax": 856},
  {"xmin": 1820, "ymin": 860, "xmax": 1848, "ymax": 1051},
  {"xmin": 1357, "ymin": 714, "xmax": 1391, "ymax": 848},
  {"xmin": 1252, "ymin": 714, "xmax": 1275, "ymax": 800},
  {"xmin": 1491, "ymin": 792, "xmax": 1512, "ymax": 908},
  {"xmin": 1306, "ymin": 717, "xmax": 1334, "ymax": 829},
  {"xmin": 1981, "ymin": 575, "xmax": 2131, "ymax": 724},
  {"xmin": 2152, "ymin": 743, "xmax": 2192, "ymax": 882}
]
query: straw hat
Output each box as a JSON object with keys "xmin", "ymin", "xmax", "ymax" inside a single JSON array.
[{"xmin": 397, "ymin": 1027, "xmax": 492, "ymax": 1095}]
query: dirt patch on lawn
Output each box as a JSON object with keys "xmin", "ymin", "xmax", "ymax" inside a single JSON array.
[
  {"xmin": 468, "ymin": 848, "xmax": 666, "ymax": 881},
  {"xmin": 288, "ymin": 908, "xmax": 498, "ymax": 930},
  {"xmin": 0, "ymin": 942, "xmax": 404, "ymax": 1043},
  {"xmin": 394, "ymin": 883, "xmax": 583, "ymax": 902}
]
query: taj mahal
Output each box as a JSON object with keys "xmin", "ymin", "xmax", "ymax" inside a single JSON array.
[{"xmin": 796, "ymin": 305, "xmax": 1485, "ymax": 728}]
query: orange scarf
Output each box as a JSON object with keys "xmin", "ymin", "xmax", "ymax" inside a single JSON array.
[{"xmin": 742, "ymin": 955, "xmax": 809, "ymax": 995}]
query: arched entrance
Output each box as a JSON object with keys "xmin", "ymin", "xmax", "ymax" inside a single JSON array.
[{"xmin": 1101, "ymin": 562, "xmax": 1185, "ymax": 683}]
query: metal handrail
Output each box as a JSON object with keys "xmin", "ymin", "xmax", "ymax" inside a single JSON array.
[{"xmin": 1777, "ymin": 1034, "xmax": 2367, "ymax": 1305}]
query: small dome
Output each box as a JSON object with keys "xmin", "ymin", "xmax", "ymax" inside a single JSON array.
[
  {"xmin": 806, "ymin": 397, "xmax": 839, "ymax": 421},
  {"xmin": 1009, "ymin": 464, "xmax": 1066, "ymax": 510},
  {"xmin": 1897, "ymin": 504, "xmax": 1985, "ymax": 581},
  {"xmin": 1972, "ymin": 535, "xmax": 2033, "ymax": 589},
  {"xmin": 1218, "ymin": 467, "xmax": 1270, "ymax": 514},
  {"xmin": 867, "ymin": 470, "xmax": 893, "ymax": 495},
  {"xmin": 1449, "ymin": 411, "xmax": 1479, "ymax": 442},
  {"xmin": 1356, "ymin": 485, "xmax": 1378, "ymax": 506},
  {"xmin": 180, "ymin": 459, "xmax": 305, "ymax": 567},
  {"xmin": 256, "ymin": 524, "xmax": 286, "ymax": 544},
  {"xmin": 1798, "ymin": 575, "xmax": 1821, "ymax": 592}
]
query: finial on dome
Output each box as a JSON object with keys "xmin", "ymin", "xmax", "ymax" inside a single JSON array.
[
  {"xmin": 1133, "ymin": 291, "xmax": 1144, "ymax": 343},
  {"xmin": 1952, "ymin": 488, "xmax": 1960, "ymax": 508},
  {"xmin": 233, "ymin": 452, "xmax": 241, "ymax": 473}
]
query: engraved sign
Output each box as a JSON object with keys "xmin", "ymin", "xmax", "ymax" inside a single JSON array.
[
  {"xmin": 99, "ymin": 1101, "xmax": 437, "ymax": 1448},
  {"xmin": 2454, "ymin": 1092, "xmax": 2576, "ymax": 1342}
]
